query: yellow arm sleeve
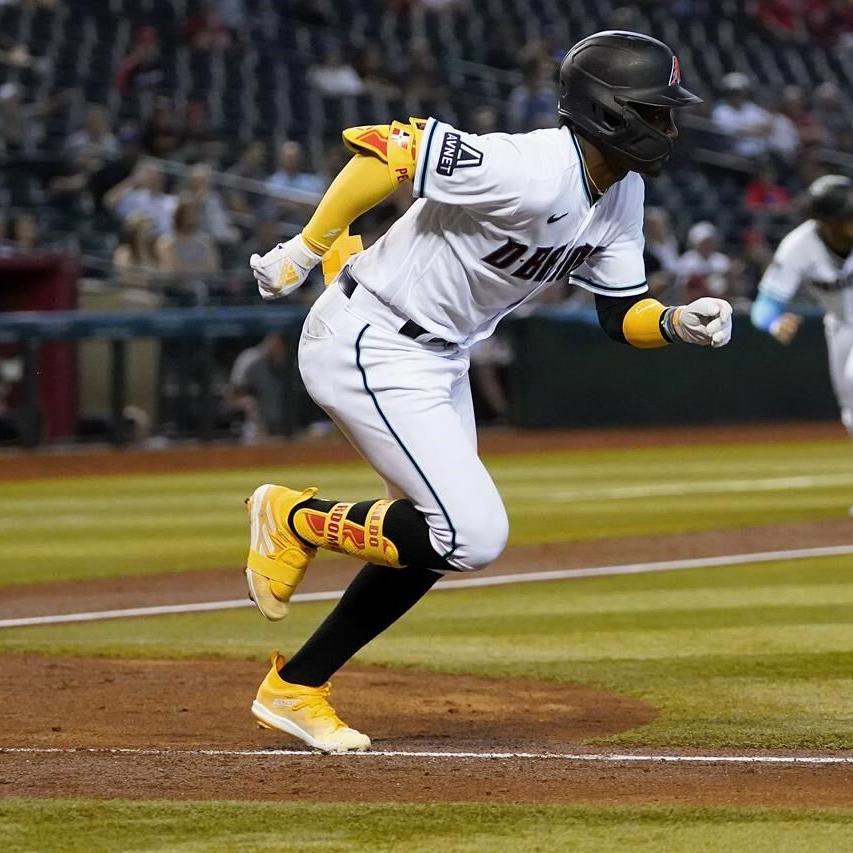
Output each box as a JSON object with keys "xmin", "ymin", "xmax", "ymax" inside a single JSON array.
[
  {"xmin": 622, "ymin": 298, "xmax": 672, "ymax": 349},
  {"xmin": 302, "ymin": 154, "xmax": 398, "ymax": 255},
  {"xmin": 302, "ymin": 117, "xmax": 426, "ymax": 257}
]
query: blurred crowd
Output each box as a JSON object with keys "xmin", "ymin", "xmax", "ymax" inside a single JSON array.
[
  {"xmin": 1, "ymin": 0, "xmax": 851, "ymax": 313},
  {"xmin": 2, "ymin": 0, "xmax": 853, "ymax": 437}
]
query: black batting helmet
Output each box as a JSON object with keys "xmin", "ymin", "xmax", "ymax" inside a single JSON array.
[
  {"xmin": 558, "ymin": 30, "xmax": 701, "ymax": 175},
  {"xmin": 806, "ymin": 175, "xmax": 853, "ymax": 221}
]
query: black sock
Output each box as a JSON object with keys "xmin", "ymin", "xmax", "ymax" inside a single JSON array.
[
  {"xmin": 299, "ymin": 497, "xmax": 453, "ymax": 570},
  {"xmin": 279, "ymin": 562, "xmax": 440, "ymax": 687}
]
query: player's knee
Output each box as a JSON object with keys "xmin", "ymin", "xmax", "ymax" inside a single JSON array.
[{"xmin": 450, "ymin": 503, "xmax": 509, "ymax": 572}]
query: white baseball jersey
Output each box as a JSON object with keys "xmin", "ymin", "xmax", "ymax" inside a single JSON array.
[
  {"xmin": 349, "ymin": 117, "xmax": 648, "ymax": 347},
  {"xmin": 758, "ymin": 219, "xmax": 853, "ymax": 323}
]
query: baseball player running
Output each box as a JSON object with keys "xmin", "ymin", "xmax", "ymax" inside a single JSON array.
[
  {"xmin": 751, "ymin": 175, "xmax": 853, "ymax": 439},
  {"xmin": 245, "ymin": 31, "xmax": 733, "ymax": 752}
]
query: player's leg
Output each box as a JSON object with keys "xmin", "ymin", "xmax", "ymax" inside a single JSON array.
[
  {"xmin": 301, "ymin": 318, "xmax": 509, "ymax": 571},
  {"xmin": 277, "ymin": 357, "xmax": 483, "ymax": 689},
  {"xmin": 251, "ymin": 297, "xmax": 505, "ymax": 749},
  {"xmin": 246, "ymin": 290, "xmax": 507, "ymax": 617},
  {"xmin": 824, "ymin": 317, "xmax": 853, "ymax": 437}
]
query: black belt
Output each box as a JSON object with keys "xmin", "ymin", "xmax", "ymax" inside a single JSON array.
[{"xmin": 338, "ymin": 267, "xmax": 450, "ymax": 346}]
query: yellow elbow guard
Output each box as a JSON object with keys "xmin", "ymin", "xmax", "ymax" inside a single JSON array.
[
  {"xmin": 622, "ymin": 298, "xmax": 671, "ymax": 349},
  {"xmin": 342, "ymin": 117, "xmax": 427, "ymax": 186}
]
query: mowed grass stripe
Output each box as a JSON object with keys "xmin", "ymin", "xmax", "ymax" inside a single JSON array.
[
  {"xmin": 1, "ymin": 801, "xmax": 851, "ymax": 852},
  {"xmin": 1, "ymin": 439, "xmax": 850, "ymax": 586}
]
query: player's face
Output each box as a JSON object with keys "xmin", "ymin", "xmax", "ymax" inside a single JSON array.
[{"xmin": 822, "ymin": 219, "xmax": 853, "ymax": 254}]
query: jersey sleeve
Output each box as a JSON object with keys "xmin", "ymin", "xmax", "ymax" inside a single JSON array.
[
  {"xmin": 757, "ymin": 231, "xmax": 806, "ymax": 303},
  {"xmin": 413, "ymin": 118, "xmax": 523, "ymax": 216},
  {"xmin": 568, "ymin": 181, "xmax": 648, "ymax": 298}
]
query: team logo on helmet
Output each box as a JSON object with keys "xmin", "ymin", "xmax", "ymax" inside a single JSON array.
[{"xmin": 669, "ymin": 56, "xmax": 681, "ymax": 86}]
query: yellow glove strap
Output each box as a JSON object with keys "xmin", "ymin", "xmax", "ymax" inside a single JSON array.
[{"xmin": 622, "ymin": 298, "xmax": 670, "ymax": 349}]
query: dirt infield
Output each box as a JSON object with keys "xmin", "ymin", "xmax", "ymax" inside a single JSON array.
[
  {"xmin": 0, "ymin": 421, "xmax": 844, "ymax": 481},
  {"xmin": 2, "ymin": 654, "xmax": 851, "ymax": 807}
]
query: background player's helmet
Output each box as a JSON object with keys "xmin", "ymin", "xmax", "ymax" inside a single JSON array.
[
  {"xmin": 558, "ymin": 30, "xmax": 702, "ymax": 175},
  {"xmin": 806, "ymin": 175, "xmax": 853, "ymax": 222}
]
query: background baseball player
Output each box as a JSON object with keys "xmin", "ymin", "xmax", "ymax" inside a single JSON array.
[
  {"xmin": 244, "ymin": 31, "xmax": 734, "ymax": 752},
  {"xmin": 751, "ymin": 175, "xmax": 853, "ymax": 445}
]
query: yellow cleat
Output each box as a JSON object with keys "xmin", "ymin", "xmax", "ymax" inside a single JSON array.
[
  {"xmin": 245, "ymin": 484, "xmax": 319, "ymax": 621},
  {"xmin": 252, "ymin": 652, "xmax": 371, "ymax": 753}
]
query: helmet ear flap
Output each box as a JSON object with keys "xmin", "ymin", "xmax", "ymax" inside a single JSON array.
[{"xmin": 593, "ymin": 102, "xmax": 624, "ymax": 133}]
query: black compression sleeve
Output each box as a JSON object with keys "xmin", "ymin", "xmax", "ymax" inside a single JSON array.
[{"xmin": 594, "ymin": 293, "xmax": 646, "ymax": 344}]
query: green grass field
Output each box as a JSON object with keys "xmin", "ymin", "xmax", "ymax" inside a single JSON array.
[
  {"xmin": 2, "ymin": 437, "xmax": 851, "ymax": 850},
  {"xmin": 1, "ymin": 801, "xmax": 851, "ymax": 852},
  {"xmin": 0, "ymin": 439, "xmax": 850, "ymax": 586}
]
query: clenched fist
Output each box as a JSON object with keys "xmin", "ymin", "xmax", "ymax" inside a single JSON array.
[
  {"xmin": 671, "ymin": 297, "xmax": 733, "ymax": 348},
  {"xmin": 250, "ymin": 234, "xmax": 323, "ymax": 300},
  {"xmin": 769, "ymin": 312, "xmax": 802, "ymax": 345}
]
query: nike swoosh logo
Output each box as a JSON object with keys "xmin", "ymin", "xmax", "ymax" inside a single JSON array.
[{"xmin": 547, "ymin": 212, "xmax": 569, "ymax": 223}]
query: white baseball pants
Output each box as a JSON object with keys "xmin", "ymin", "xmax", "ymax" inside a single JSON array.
[{"xmin": 298, "ymin": 281, "xmax": 508, "ymax": 571}]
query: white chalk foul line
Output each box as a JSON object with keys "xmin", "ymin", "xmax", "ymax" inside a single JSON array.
[
  {"xmin": 2, "ymin": 543, "xmax": 853, "ymax": 630},
  {"xmin": 1, "ymin": 747, "xmax": 851, "ymax": 765}
]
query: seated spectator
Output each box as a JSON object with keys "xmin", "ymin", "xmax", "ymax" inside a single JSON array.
[
  {"xmin": 643, "ymin": 207, "xmax": 680, "ymax": 300},
  {"xmin": 0, "ymin": 212, "xmax": 40, "ymax": 254},
  {"xmin": 470, "ymin": 335, "xmax": 513, "ymax": 425},
  {"xmin": 184, "ymin": 163, "xmax": 239, "ymax": 245},
  {"xmin": 155, "ymin": 197, "xmax": 220, "ymax": 276},
  {"xmin": 644, "ymin": 207, "xmax": 680, "ymax": 272},
  {"xmin": 675, "ymin": 222, "xmax": 733, "ymax": 300},
  {"xmin": 0, "ymin": 82, "xmax": 46, "ymax": 156},
  {"xmin": 776, "ymin": 86, "xmax": 824, "ymax": 150},
  {"xmin": 805, "ymin": 0, "xmax": 853, "ymax": 46},
  {"xmin": 712, "ymin": 73, "xmax": 773, "ymax": 159},
  {"xmin": 405, "ymin": 38, "xmax": 447, "ymax": 104},
  {"xmin": 753, "ymin": 0, "xmax": 806, "ymax": 41},
  {"xmin": 104, "ymin": 162, "xmax": 177, "ymax": 237},
  {"xmin": 470, "ymin": 105, "xmax": 499, "ymax": 136},
  {"xmin": 65, "ymin": 105, "xmax": 120, "ymax": 164},
  {"xmin": 744, "ymin": 161, "xmax": 791, "ymax": 214},
  {"xmin": 10, "ymin": 213, "xmax": 39, "ymax": 251},
  {"xmin": 140, "ymin": 98, "xmax": 182, "ymax": 159},
  {"xmin": 186, "ymin": 0, "xmax": 234, "ymax": 51},
  {"xmin": 738, "ymin": 227, "xmax": 773, "ymax": 302},
  {"xmin": 228, "ymin": 334, "xmax": 288, "ymax": 442},
  {"xmin": 113, "ymin": 213, "xmax": 158, "ymax": 289},
  {"xmin": 225, "ymin": 141, "xmax": 268, "ymax": 215},
  {"xmin": 814, "ymin": 82, "xmax": 853, "ymax": 152},
  {"xmin": 767, "ymin": 94, "xmax": 801, "ymax": 162},
  {"xmin": 355, "ymin": 45, "xmax": 400, "ymax": 99},
  {"xmin": 212, "ymin": 0, "xmax": 246, "ymax": 33},
  {"xmin": 307, "ymin": 46, "xmax": 364, "ymax": 97},
  {"xmin": 508, "ymin": 57, "xmax": 557, "ymax": 132},
  {"xmin": 175, "ymin": 100, "xmax": 221, "ymax": 165},
  {"xmin": 267, "ymin": 141, "xmax": 326, "ymax": 197},
  {"xmin": 116, "ymin": 26, "xmax": 166, "ymax": 98}
]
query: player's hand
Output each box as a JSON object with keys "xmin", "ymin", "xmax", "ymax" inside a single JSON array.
[
  {"xmin": 673, "ymin": 297, "xmax": 733, "ymax": 348},
  {"xmin": 769, "ymin": 312, "xmax": 802, "ymax": 345},
  {"xmin": 250, "ymin": 234, "xmax": 323, "ymax": 301}
]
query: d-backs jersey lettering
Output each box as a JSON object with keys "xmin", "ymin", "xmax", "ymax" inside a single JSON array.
[
  {"xmin": 349, "ymin": 117, "xmax": 649, "ymax": 347},
  {"xmin": 759, "ymin": 220, "xmax": 853, "ymax": 323}
]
